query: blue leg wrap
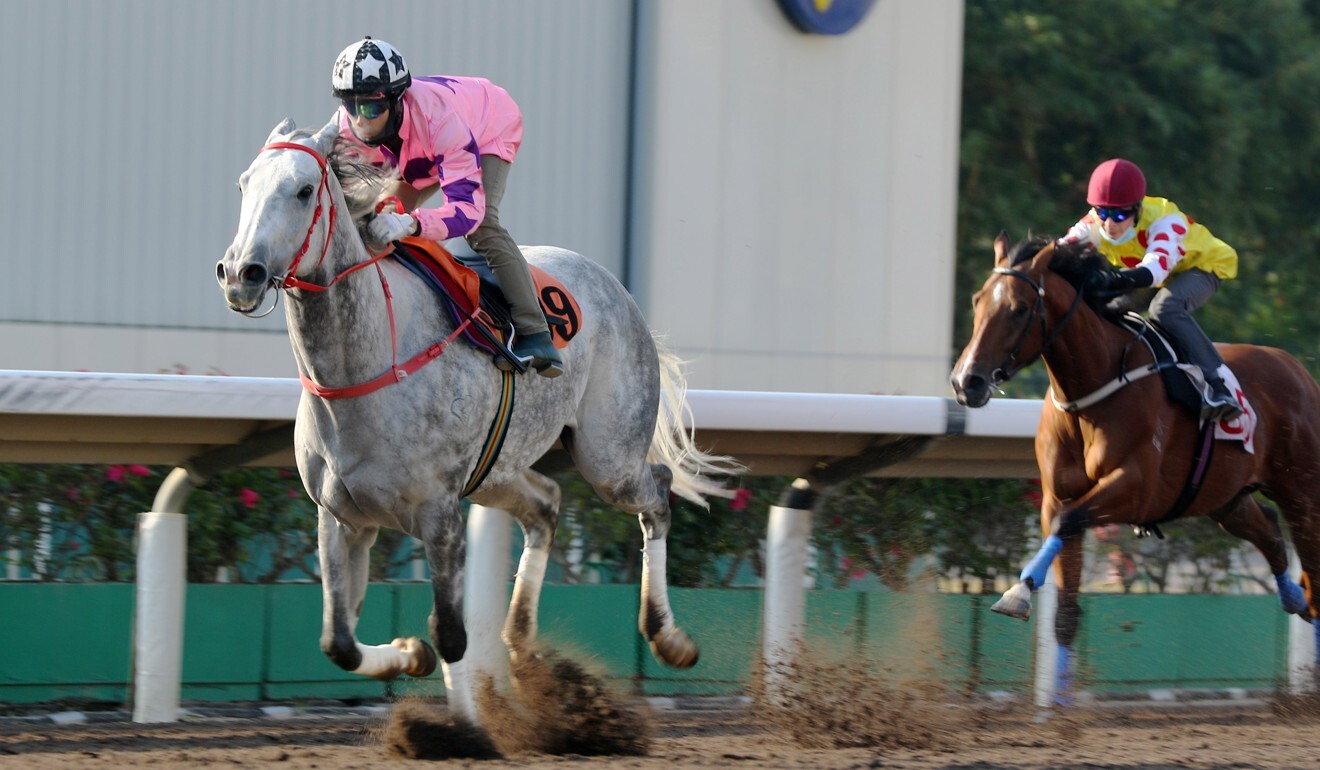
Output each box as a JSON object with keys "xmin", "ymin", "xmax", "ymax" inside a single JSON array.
[
  {"xmin": 1021, "ymin": 535, "xmax": 1064, "ymax": 590},
  {"xmin": 1314, "ymin": 623, "xmax": 1320, "ymax": 665},
  {"xmin": 1054, "ymin": 644, "xmax": 1073, "ymax": 707},
  {"xmin": 1275, "ymin": 572, "xmax": 1309, "ymax": 616}
]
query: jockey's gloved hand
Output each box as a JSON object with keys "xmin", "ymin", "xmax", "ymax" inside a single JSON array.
[
  {"xmin": 367, "ymin": 211, "xmax": 419, "ymax": 245},
  {"xmin": 1085, "ymin": 266, "xmax": 1154, "ymax": 297},
  {"xmin": 1117, "ymin": 266, "xmax": 1154, "ymax": 289},
  {"xmin": 1083, "ymin": 270, "xmax": 1125, "ymax": 296}
]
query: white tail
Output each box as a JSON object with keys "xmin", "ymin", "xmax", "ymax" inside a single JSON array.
[{"xmin": 649, "ymin": 335, "xmax": 745, "ymax": 506}]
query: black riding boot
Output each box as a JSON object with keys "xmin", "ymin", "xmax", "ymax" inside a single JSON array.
[
  {"xmin": 1203, "ymin": 376, "xmax": 1241, "ymax": 421},
  {"xmin": 511, "ymin": 331, "xmax": 564, "ymax": 378}
]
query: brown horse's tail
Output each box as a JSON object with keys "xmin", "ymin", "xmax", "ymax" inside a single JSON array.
[{"xmin": 649, "ymin": 334, "xmax": 744, "ymax": 507}]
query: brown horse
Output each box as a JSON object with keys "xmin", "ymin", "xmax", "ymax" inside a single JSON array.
[{"xmin": 950, "ymin": 233, "xmax": 1318, "ymax": 696}]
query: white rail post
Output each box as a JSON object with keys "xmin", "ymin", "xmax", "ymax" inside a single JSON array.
[
  {"xmin": 762, "ymin": 479, "xmax": 814, "ymax": 703},
  {"xmin": 1032, "ymin": 578, "xmax": 1059, "ymax": 709},
  {"xmin": 465, "ymin": 505, "xmax": 513, "ymax": 691},
  {"xmin": 132, "ymin": 511, "xmax": 188, "ymax": 723},
  {"xmin": 1287, "ymin": 551, "xmax": 1317, "ymax": 694}
]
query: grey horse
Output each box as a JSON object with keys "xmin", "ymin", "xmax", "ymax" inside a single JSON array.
[{"xmin": 216, "ymin": 119, "xmax": 737, "ymax": 722}]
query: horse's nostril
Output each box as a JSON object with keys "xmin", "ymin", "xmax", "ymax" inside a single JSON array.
[
  {"xmin": 215, "ymin": 262, "xmax": 227, "ymax": 284},
  {"xmin": 240, "ymin": 264, "xmax": 269, "ymax": 286},
  {"xmin": 964, "ymin": 374, "xmax": 986, "ymax": 392}
]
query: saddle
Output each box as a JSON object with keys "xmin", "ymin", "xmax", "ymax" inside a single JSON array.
[
  {"xmin": 1114, "ymin": 311, "xmax": 1254, "ymax": 452},
  {"xmin": 1114, "ymin": 312, "xmax": 1203, "ymax": 412},
  {"xmin": 389, "ymin": 237, "xmax": 581, "ymax": 367}
]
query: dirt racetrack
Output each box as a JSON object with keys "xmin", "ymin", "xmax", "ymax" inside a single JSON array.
[{"xmin": 3, "ymin": 697, "xmax": 1319, "ymax": 770}]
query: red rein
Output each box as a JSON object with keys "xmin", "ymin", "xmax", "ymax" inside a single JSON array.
[{"xmin": 259, "ymin": 142, "xmax": 469, "ymax": 398}]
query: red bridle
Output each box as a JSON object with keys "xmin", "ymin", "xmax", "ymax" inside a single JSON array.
[
  {"xmin": 256, "ymin": 141, "xmax": 471, "ymax": 398},
  {"xmin": 259, "ymin": 141, "xmax": 393, "ymax": 292}
]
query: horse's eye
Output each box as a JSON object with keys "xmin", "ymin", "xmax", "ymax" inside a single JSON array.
[{"xmin": 298, "ymin": 185, "xmax": 315, "ymax": 201}]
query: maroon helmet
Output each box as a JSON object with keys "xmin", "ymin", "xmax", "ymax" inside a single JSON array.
[{"xmin": 1087, "ymin": 158, "xmax": 1147, "ymax": 207}]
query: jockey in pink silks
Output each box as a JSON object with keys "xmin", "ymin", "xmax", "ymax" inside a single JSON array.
[{"xmin": 332, "ymin": 37, "xmax": 563, "ymax": 377}]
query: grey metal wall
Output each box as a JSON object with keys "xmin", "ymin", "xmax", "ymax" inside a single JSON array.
[
  {"xmin": 631, "ymin": 0, "xmax": 965, "ymax": 394},
  {"xmin": 0, "ymin": 0, "xmax": 966, "ymax": 393},
  {"xmin": 0, "ymin": 0, "xmax": 632, "ymax": 333}
]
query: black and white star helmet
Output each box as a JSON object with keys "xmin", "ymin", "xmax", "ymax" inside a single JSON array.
[{"xmin": 331, "ymin": 37, "xmax": 411, "ymax": 99}]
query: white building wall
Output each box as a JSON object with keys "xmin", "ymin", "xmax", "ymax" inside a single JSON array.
[
  {"xmin": 0, "ymin": 0, "xmax": 965, "ymax": 395},
  {"xmin": 0, "ymin": 0, "xmax": 633, "ymax": 376},
  {"xmin": 630, "ymin": 0, "xmax": 964, "ymax": 395}
]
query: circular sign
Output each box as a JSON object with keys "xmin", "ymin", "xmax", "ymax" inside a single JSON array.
[{"xmin": 776, "ymin": 0, "xmax": 877, "ymax": 36}]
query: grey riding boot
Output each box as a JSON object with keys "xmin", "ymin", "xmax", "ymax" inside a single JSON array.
[{"xmin": 1147, "ymin": 270, "xmax": 1239, "ymax": 421}]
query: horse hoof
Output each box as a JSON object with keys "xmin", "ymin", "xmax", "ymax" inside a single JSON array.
[
  {"xmin": 392, "ymin": 636, "xmax": 438, "ymax": 677},
  {"xmin": 649, "ymin": 627, "xmax": 700, "ymax": 668},
  {"xmin": 991, "ymin": 583, "xmax": 1033, "ymax": 620}
]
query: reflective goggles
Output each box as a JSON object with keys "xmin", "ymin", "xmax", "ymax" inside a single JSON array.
[
  {"xmin": 341, "ymin": 96, "xmax": 390, "ymax": 120},
  {"xmin": 1095, "ymin": 205, "xmax": 1139, "ymax": 222}
]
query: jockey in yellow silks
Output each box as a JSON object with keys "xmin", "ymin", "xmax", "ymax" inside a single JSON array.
[{"xmin": 1059, "ymin": 158, "xmax": 1241, "ymax": 420}]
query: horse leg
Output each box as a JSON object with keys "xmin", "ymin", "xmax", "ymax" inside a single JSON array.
[
  {"xmin": 475, "ymin": 470, "xmax": 561, "ymax": 666},
  {"xmin": 417, "ymin": 500, "xmax": 477, "ymax": 722},
  {"xmin": 993, "ymin": 497, "xmax": 1067, "ymax": 620},
  {"xmin": 1272, "ymin": 491, "xmax": 1320, "ymax": 676},
  {"xmin": 1210, "ymin": 495, "xmax": 1310, "ymax": 618},
  {"xmin": 617, "ymin": 462, "xmax": 698, "ymax": 667},
  {"xmin": 316, "ymin": 508, "xmax": 437, "ymax": 680},
  {"xmin": 1051, "ymin": 536, "xmax": 1086, "ymax": 706},
  {"xmin": 563, "ymin": 361, "xmax": 700, "ymax": 668}
]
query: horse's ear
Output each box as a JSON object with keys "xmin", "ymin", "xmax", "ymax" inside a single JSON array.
[
  {"xmin": 993, "ymin": 231, "xmax": 1011, "ymax": 266},
  {"xmin": 311, "ymin": 119, "xmax": 340, "ymax": 155},
  {"xmin": 266, "ymin": 118, "xmax": 296, "ymax": 145}
]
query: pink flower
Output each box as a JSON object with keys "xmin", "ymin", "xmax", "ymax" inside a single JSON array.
[
  {"xmin": 128, "ymin": 465, "xmax": 152, "ymax": 477},
  {"xmin": 286, "ymin": 488, "xmax": 302, "ymax": 499},
  {"xmin": 65, "ymin": 487, "xmax": 80, "ymax": 502},
  {"xmin": 106, "ymin": 466, "xmax": 126, "ymax": 483},
  {"xmin": 239, "ymin": 488, "xmax": 260, "ymax": 509},
  {"xmin": 1023, "ymin": 478, "xmax": 1043, "ymax": 509},
  {"xmin": 730, "ymin": 488, "xmax": 752, "ymax": 512}
]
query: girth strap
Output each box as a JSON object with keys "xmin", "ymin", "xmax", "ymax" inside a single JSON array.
[
  {"xmin": 461, "ymin": 369, "xmax": 517, "ymax": 498},
  {"xmin": 1137, "ymin": 415, "xmax": 1218, "ymax": 539}
]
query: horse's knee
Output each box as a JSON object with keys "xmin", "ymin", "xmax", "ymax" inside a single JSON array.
[
  {"xmin": 321, "ymin": 628, "xmax": 362, "ymax": 672},
  {"xmin": 1052, "ymin": 507, "xmax": 1091, "ymax": 540},
  {"xmin": 1055, "ymin": 600, "xmax": 1083, "ymax": 647}
]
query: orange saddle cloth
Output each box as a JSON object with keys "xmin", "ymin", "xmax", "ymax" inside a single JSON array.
[{"xmin": 394, "ymin": 237, "xmax": 581, "ymax": 351}]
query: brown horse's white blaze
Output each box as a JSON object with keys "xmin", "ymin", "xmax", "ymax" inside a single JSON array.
[{"xmin": 952, "ymin": 233, "xmax": 1320, "ymax": 704}]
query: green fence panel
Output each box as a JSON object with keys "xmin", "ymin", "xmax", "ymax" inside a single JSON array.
[
  {"xmin": 538, "ymin": 584, "xmax": 640, "ymax": 687},
  {"xmin": 262, "ymin": 582, "xmax": 389, "ymax": 700},
  {"xmin": 1078, "ymin": 594, "xmax": 1287, "ymax": 690},
  {"xmin": 804, "ymin": 589, "xmax": 865, "ymax": 665},
  {"xmin": 0, "ymin": 583, "xmax": 134, "ymax": 704},
  {"xmin": 0, "ymin": 585, "xmax": 1297, "ymax": 706},
  {"xmin": 970, "ymin": 595, "xmax": 1036, "ymax": 692},
  {"xmin": 640, "ymin": 587, "xmax": 761, "ymax": 695},
  {"xmin": 855, "ymin": 593, "xmax": 975, "ymax": 687},
  {"xmin": 180, "ymin": 584, "xmax": 267, "ymax": 702}
]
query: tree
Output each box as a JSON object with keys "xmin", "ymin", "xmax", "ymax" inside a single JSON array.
[{"xmin": 959, "ymin": 0, "xmax": 1320, "ymax": 376}]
